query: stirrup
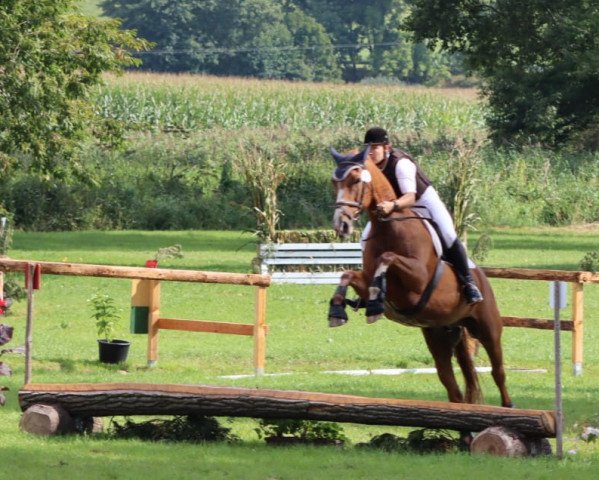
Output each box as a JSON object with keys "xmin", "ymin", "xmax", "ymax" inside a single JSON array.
[{"xmin": 463, "ymin": 283, "xmax": 483, "ymax": 305}]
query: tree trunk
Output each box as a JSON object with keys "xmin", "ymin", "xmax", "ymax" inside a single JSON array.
[
  {"xmin": 471, "ymin": 426, "xmax": 552, "ymax": 457},
  {"xmin": 19, "ymin": 383, "xmax": 555, "ymax": 438},
  {"xmin": 20, "ymin": 403, "xmax": 74, "ymax": 436}
]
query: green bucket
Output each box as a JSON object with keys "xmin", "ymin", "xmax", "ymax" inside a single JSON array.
[{"xmin": 130, "ymin": 306, "xmax": 149, "ymax": 334}]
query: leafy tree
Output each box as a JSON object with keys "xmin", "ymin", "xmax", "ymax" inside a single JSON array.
[
  {"xmin": 0, "ymin": 0, "xmax": 149, "ymax": 178},
  {"xmin": 407, "ymin": 0, "xmax": 599, "ymax": 146},
  {"xmin": 296, "ymin": 0, "xmax": 462, "ymax": 84},
  {"xmin": 101, "ymin": 0, "xmax": 341, "ymax": 81}
]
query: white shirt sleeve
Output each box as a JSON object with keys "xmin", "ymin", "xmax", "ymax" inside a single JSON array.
[{"xmin": 394, "ymin": 158, "xmax": 417, "ymax": 194}]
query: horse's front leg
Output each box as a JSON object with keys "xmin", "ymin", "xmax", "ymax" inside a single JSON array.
[
  {"xmin": 328, "ymin": 270, "xmax": 369, "ymax": 327},
  {"xmin": 365, "ymin": 255, "xmax": 393, "ymax": 324}
]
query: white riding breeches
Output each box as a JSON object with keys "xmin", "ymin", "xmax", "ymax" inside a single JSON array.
[{"xmin": 360, "ymin": 186, "xmax": 458, "ymax": 250}]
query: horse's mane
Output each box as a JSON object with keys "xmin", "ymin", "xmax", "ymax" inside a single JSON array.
[{"xmin": 363, "ymin": 157, "xmax": 397, "ymax": 205}]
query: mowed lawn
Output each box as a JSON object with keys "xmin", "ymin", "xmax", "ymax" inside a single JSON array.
[{"xmin": 1, "ymin": 227, "xmax": 599, "ymax": 479}]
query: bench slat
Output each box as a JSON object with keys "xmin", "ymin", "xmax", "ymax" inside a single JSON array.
[
  {"xmin": 261, "ymin": 251, "xmax": 363, "ymax": 259},
  {"xmin": 263, "ymin": 258, "xmax": 362, "ymax": 266},
  {"xmin": 260, "ymin": 242, "xmax": 362, "ymax": 284},
  {"xmin": 260, "ymin": 243, "xmax": 361, "ymax": 252},
  {"xmin": 271, "ymin": 272, "xmax": 344, "ymax": 284}
]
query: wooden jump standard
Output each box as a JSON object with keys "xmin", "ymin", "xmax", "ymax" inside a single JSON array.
[
  {"xmin": 19, "ymin": 382, "xmax": 556, "ymax": 440},
  {"xmin": 483, "ymin": 267, "xmax": 598, "ymax": 377}
]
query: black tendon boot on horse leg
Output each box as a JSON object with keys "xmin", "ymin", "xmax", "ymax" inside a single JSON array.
[
  {"xmin": 444, "ymin": 239, "xmax": 483, "ymax": 305},
  {"xmin": 366, "ymin": 274, "xmax": 386, "ymax": 323},
  {"xmin": 328, "ymin": 285, "xmax": 349, "ymax": 327}
]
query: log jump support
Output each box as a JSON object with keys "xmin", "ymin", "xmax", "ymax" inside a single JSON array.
[{"xmin": 19, "ymin": 383, "xmax": 555, "ymax": 456}]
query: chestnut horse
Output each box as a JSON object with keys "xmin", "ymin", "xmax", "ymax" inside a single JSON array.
[{"xmin": 328, "ymin": 146, "xmax": 512, "ymax": 408}]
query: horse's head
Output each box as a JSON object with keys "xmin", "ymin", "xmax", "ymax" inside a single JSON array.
[{"xmin": 330, "ymin": 146, "xmax": 375, "ymax": 238}]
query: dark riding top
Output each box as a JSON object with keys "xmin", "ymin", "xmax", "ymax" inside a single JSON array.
[{"xmin": 381, "ymin": 148, "xmax": 432, "ymax": 200}]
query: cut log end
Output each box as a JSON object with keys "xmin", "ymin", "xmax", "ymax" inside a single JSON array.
[
  {"xmin": 470, "ymin": 426, "xmax": 552, "ymax": 457},
  {"xmin": 20, "ymin": 403, "xmax": 75, "ymax": 436}
]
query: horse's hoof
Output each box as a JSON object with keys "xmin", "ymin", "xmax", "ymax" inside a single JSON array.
[
  {"xmin": 328, "ymin": 317, "xmax": 348, "ymax": 328},
  {"xmin": 366, "ymin": 314, "xmax": 383, "ymax": 324}
]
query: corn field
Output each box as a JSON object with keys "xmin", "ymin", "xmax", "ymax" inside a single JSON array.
[{"xmin": 96, "ymin": 73, "xmax": 486, "ymax": 137}]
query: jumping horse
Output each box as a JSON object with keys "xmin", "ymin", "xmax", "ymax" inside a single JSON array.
[{"xmin": 328, "ymin": 146, "xmax": 512, "ymax": 408}]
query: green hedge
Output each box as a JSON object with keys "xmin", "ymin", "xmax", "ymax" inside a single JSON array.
[{"xmin": 2, "ymin": 128, "xmax": 598, "ymax": 231}]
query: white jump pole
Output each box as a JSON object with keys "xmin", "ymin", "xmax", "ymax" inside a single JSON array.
[{"xmin": 550, "ymin": 280, "xmax": 566, "ymax": 459}]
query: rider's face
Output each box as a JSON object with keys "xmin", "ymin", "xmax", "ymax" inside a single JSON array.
[{"xmin": 368, "ymin": 143, "xmax": 389, "ymax": 166}]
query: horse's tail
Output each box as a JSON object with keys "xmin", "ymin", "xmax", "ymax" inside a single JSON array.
[{"xmin": 455, "ymin": 328, "xmax": 484, "ymax": 404}]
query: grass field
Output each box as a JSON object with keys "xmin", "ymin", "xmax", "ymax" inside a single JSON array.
[{"xmin": 1, "ymin": 227, "xmax": 599, "ymax": 478}]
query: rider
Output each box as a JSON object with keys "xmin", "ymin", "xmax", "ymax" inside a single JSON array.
[{"xmin": 362, "ymin": 126, "xmax": 483, "ymax": 305}]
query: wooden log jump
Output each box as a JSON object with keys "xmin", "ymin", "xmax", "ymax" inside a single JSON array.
[{"xmin": 19, "ymin": 383, "xmax": 556, "ymax": 439}]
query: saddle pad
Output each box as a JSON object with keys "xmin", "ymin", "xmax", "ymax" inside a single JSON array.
[{"xmin": 413, "ymin": 210, "xmax": 477, "ymax": 269}]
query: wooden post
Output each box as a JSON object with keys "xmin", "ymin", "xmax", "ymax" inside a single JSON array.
[
  {"xmin": 571, "ymin": 282, "xmax": 584, "ymax": 376},
  {"xmin": 254, "ymin": 286, "xmax": 267, "ymax": 375},
  {"xmin": 130, "ymin": 279, "xmax": 153, "ymax": 334},
  {"xmin": 24, "ymin": 263, "xmax": 35, "ymax": 384},
  {"xmin": 146, "ymin": 280, "xmax": 161, "ymax": 367}
]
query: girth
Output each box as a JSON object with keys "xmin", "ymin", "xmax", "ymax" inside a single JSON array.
[{"xmin": 387, "ymin": 256, "xmax": 445, "ymax": 317}]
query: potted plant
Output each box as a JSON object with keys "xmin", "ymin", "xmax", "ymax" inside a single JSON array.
[
  {"xmin": 145, "ymin": 244, "xmax": 183, "ymax": 268},
  {"xmin": 89, "ymin": 293, "xmax": 130, "ymax": 364}
]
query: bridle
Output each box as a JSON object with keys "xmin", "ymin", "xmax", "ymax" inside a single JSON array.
[{"xmin": 333, "ymin": 166, "xmax": 371, "ymax": 221}]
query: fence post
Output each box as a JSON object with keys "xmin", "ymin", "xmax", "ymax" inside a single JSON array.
[
  {"xmin": 571, "ymin": 282, "xmax": 584, "ymax": 376},
  {"xmin": 254, "ymin": 286, "xmax": 267, "ymax": 375},
  {"xmin": 146, "ymin": 280, "xmax": 161, "ymax": 367}
]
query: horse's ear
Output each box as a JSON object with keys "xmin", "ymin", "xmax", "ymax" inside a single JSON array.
[
  {"xmin": 329, "ymin": 147, "xmax": 346, "ymax": 165},
  {"xmin": 358, "ymin": 145, "xmax": 370, "ymax": 164}
]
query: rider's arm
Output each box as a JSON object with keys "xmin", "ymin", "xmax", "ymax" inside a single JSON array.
[{"xmin": 377, "ymin": 158, "xmax": 417, "ymax": 215}]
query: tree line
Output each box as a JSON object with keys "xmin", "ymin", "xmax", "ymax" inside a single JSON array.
[{"xmin": 99, "ymin": 0, "xmax": 467, "ymax": 85}]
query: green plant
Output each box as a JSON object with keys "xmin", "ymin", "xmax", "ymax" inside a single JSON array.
[
  {"xmin": 255, "ymin": 418, "xmax": 347, "ymax": 443},
  {"xmin": 153, "ymin": 244, "xmax": 183, "ymax": 262},
  {"xmin": 88, "ymin": 293, "xmax": 121, "ymax": 341},
  {"xmin": 471, "ymin": 233, "xmax": 493, "ymax": 264},
  {"xmin": 0, "ymin": 215, "xmax": 11, "ymax": 256},
  {"xmin": 444, "ymin": 136, "xmax": 485, "ymax": 240},
  {"xmin": 110, "ymin": 415, "xmax": 236, "ymax": 443},
  {"xmin": 579, "ymin": 250, "xmax": 599, "ymax": 272},
  {"xmin": 235, "ymin": 133, "xmax": 287, "ymax": 242},
  {"xmin": 357, "ymin": 429, "xmax": 460, "ymax": 454}
]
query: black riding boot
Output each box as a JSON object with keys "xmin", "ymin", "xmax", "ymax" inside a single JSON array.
[{"xmin": 444, "ymin": 239, "xmax": 483, "ymax": 305}]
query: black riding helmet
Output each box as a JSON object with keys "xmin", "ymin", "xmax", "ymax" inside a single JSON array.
[{"xmin": 364, "ymin": 127, "xmax": 389, "ymax": 145}]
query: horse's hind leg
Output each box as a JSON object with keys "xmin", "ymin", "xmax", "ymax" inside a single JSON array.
[
  {"xmin": 477, "ymin": 330, "xmax": 512, "ymax": 407},
  {"xmin": 468, "ymin": 311, "xmax": 513, "ymax": 407},
  {"xmin": 421, "ymin": 327, "xmax": 464, "ymax": 403},
  {"xmin": 454, "ymin": 329, "xmax": 483, "ymax": 404}
]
